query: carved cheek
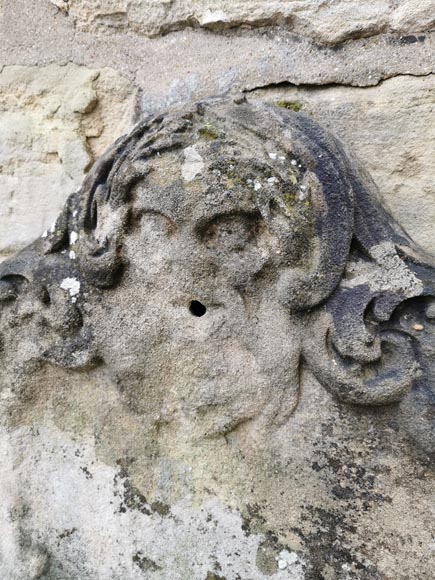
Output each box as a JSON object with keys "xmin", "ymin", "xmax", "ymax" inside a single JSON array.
[
  {"xmin": 139, "ymin": 212, "xmax": 174, "ymax": 242},
  {"xmin": 266, "ymin": 211, "xmax": 314, "ymax": 269}
]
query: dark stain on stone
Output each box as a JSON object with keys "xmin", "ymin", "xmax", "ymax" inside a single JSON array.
[
  {"xmin": 80, "ymin": 465, "xmax": 93, "ymax": 479},
  {"xmin": 133, "ymin": 552, "xmax": 161, "ymax": 572},
  {"xmin": 292, "ymin": 505, "xmax": 384, "ymax": 579},
  {"xmin": 399, "ymin": 34, "xmax": 426, "ymax": 45},
  {"xmin": 58, "ymin": 527, "xmax": 77, "ymax": 540},
  {"xmin": 293, "ymin": 412, "xmax": 402, "ymax": 578},
  {"xmin": 150, "ymin": 500, "xmax": 171, "ymax": 517},
  {"xmin": 121, "ymin": 480, "xmax": 150, "ymax": 515},
  {"xmin": 205, "ymin": 572, "xmax": 227, "ymax": 580},
  {"xmin": 114, "ymin": 464, "xmax": 151, "ymax": 516},
  {"xmin": 241, "ymin": 502, "xmax": 268, "ymax": 536}
]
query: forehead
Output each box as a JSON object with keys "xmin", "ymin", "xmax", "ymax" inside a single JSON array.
[{"xmin": 131, "ymin": 138, "xmax": 286, "ymax": 224}]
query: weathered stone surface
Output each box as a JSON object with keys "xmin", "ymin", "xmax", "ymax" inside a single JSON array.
[
  {"xmin": 1, "ymin": 2, "xmax": 433, "ymax": 263},
  {"xmin": 4, "ymin": 2, "xmax": 435, "ymax": 91},
  {"xmin": 251, "ymin": 74, "xmax": 435, "ymax": 253},
  {"xmin": 52, "ymin": 0, "xmax": 435, "ymax": 45},
  {"xmin": 1, "ymin": 0, "xmax": 435, "ymax": 577},
  {"xmin": 1, "ymin": 99, "xmax": 435, "ymax": 579},
  {"xmin": 0, "ymin": 64, "xmax": 137, "ymax": 260}
]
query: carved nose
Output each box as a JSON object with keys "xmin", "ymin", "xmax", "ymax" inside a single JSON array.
[{"xmin": 169, "ymin": 236, "xmax": 220, "ymax": 316}]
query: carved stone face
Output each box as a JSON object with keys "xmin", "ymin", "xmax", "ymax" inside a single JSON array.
[
  {"xmin": 90, "ymin": 146, "xmax": 307, "ymax": 436},
  {"xmin": 1, "ymin": 98, "xmax": 434, "ymax": 448}
]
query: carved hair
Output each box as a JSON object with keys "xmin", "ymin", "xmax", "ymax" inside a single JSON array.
[{"xmin": 1, "ymin": 98, "xmax": 435, "ymax": 413}]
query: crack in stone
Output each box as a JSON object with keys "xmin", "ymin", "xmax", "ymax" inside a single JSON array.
[{"xmin": 242, "ymin": 71, "xmax": 435, "ymax": 93}]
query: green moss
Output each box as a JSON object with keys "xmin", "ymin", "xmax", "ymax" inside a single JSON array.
[
  {"xmin": 276, "ymin": 101, "xmax": 303, "ymax": 112},
  {"xmin": 256, "ymin": 540, "xmax": 279, "ymax": 575},
  {"xmin": 133, "ymin": 552, "xmax": 161, "ymax": 572},
  {"xmin": 199, "ymin": 123, "xmax": 220, "ymax": 140},
  {"xmin": 288, "ymin": 172, "xmax": 298, "ymax": 185},
  {"xmin": 225, "ymin": 175, "xmax": 244, "ymax": 188},
  {"xmin": 283, "ymin": 192, "xmax": 296, "ymax": 209}
]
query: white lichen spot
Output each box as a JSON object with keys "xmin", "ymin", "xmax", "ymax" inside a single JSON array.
[
  {"xmin": 72, "ymin": 210, "xmax": 78, "ymax": 218},
  {"xmin": 70, "ymin": 231, "xmax": 78, "ymax": 245},
  {"xmin": 277, "ymin": 550, "xmax": 300, "ymax": 570},
  {"xmin": 60, "ymin": 277, "xmax": 80, "ymax": 298},
  {"xmin": 268, "ymin": 152, "xmax": 277, "ymax": 160},
  {"xmin": 254, "ymin": 181, "xmax": 262, "ymax": 191},
  {"xmin": 291, "ymin": 159, "xmax": 298, "ymax": 166},
  {"xmin": 69, "ymin": 250, "xmax": 76, "ymax": 260},
  {"xmin": 267, "ymin": 177, "xmax": 279, "ymax": 185},
  {"xmin": 182, "ymin": 145, "xmax": 204, "ymax": 182},
  {"xmin": 200, "ymin": 9, "xmax": 228, "ymax": 25},
  {"xmin": 298, "ymin": 185, "xmax": 308, "ymax": 201}
]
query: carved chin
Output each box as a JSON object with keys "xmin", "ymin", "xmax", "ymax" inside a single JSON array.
[{"xmin": 104, "ymin": 337, "xmax": 301, "ymax": 438}]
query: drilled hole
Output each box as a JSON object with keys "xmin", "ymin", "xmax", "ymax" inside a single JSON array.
[{"xmin": 189, "ymin": 300, "xmax": 207, "ymax": 317}]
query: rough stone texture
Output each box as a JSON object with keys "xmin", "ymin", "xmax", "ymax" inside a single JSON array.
[
  {"xmin": 0, "ymin": 1, "xmax": 435, "ymax": 578},
  {"xmin": 1, "ymin": 98, "xmax": 435, "ymax": 579},
  {"xmin": 0, "ymin": 1, "xmax": 434, "ymax": 262},
  {"xmin": 51, "ymin": 0, "xmax": 435, "ymax": 45},
  {"xmin": 0, "ymin": 64, "xmax": 137, "ymax": 260}
]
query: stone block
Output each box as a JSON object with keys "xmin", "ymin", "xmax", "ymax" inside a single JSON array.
[
  {"xmin": 57, "ymin": 0, "xmax": 435, "ymax": 44},
  {"xmin": 0, "ymin": 64, "xmax": 137, "ymax": 260}
]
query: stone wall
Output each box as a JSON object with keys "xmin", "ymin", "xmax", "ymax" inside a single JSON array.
[{"xmin": 0, "ymin": 2, "xmax": 434, "ymax": 255}]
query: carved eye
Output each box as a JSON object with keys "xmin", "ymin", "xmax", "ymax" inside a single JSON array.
[{"xmin": 201, "ymin": 213, "xmax": 261, "ymax": 252}]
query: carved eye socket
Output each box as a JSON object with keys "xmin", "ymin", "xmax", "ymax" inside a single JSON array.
[
  {"xmin": 0, "ymin": 275, "xmax": 27, "ymax": 303},
  {"xmin": 138, "ymin": 210, "xmax": 175, "ymax": 238},
  {"xmin": 201, "ymin": 213, "xmax": 261, "ymax": 251},
  {"xmin": 0, "ymin": 280, "xmax": 17, "ymax": 302}
]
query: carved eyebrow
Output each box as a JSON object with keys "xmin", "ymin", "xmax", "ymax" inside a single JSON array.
[
  {"xmin": 195, "ymin": 210, "xmax": 262, "ymax": 236},
  {"xmin": 133, "ymin": 208, "xmax": 178, "ymax": 234}
]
